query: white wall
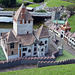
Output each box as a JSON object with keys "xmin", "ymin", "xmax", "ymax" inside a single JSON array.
[
  {"xmin": 8, "ymin": 55, "xmax": 18, "ymax": 60},
  {"xmin": 39, "ymin": 38, "xmax": 49, "ymax": 54},
  {"xmin": 13, "ymin": 20, "xmax": 33, "ymax": 35}
]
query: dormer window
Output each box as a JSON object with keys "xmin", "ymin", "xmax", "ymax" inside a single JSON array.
[
  {"xmin": 10, "ymin": 43, "xmax": 14, "ymax": 49},
  {"xmin": 28, "ymin": 20, "xmax": 30, "ymax": 23},
  {"xmin": 24, "ymin": 20, "xmax": 26, "ymax": 24},
  {"xmin": 20, "ymin": 20, "xmax": 22, "ymax": 24}
]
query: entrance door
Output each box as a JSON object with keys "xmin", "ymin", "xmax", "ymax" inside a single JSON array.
[{"xmin": 20, "ymin": 50, "xmax": 21, "ymax": 57}]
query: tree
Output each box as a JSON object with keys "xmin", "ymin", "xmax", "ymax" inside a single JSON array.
[{"xmin": 1, "ymin": 0, "xmax": 16, "ymax": 7}]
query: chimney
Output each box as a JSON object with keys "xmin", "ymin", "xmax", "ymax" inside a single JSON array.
[{"xmin": 21, "ymin": 4, "xmax": 25, "ymax": 19}]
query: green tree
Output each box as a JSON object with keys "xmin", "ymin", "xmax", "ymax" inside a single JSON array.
[{"xmin": 1, "ymin": 0, "xmax": 16, "ymax": 7}]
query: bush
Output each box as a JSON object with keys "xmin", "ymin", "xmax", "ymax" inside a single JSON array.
[
  {"xmin": 1, "ymin": 0, "xmax": 16, "ymax": 7},
  {"xmin": 35, "ymin": 10, "xmax": 46, "ymax": 12},
  {"xmin": 66, "ymin": 4, "xmax": 75, "ymax": 15}
]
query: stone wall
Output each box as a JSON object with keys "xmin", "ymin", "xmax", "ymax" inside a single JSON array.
[
  {"xmin": 0, "ymin": 57, "xmax": 55, "ymax": 69},
  {"xmin": 38, "ymin": 58, "xmax": 75, "ymax": 67}
]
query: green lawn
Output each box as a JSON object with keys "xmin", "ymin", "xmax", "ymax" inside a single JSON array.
[
  {"xmin": 56, "ymin": 50, "xmax": 75, "ymax": 61},
  {"xmin": 0, "ymin": 64, "xmax": 75, "ymax": 75},
  {"xmin": 68, "ymin": 15, "xmax": 75, "ymax": 33},
  {"xmin": 46, "ymin": 0, "xmax": 74, "ymax": 7},
  {"xmin": 28, "ymin": 4, "xmax": 40, "ymax": 8},
  {"xmin": 0, "ymin": 23, "xmax": 13, "ymax": 29},
  {"xmin": 0, "ymin": 47, "xmax": 6, "ymax": 61}
]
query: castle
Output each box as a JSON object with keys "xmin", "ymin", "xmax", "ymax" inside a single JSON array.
[{"xmin": 1, "ymin": 4, "xmax": 50, "ymax": 61}]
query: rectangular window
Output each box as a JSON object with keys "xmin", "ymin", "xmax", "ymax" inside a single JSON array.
[
  {"xmin": 23, "ymin": 48, "xmax": 27, "ymax": 51},
  {"xmin": 10, "ymin": 43, "xmax": 14, "ymax": 49},
  {"xmin": 34, "ymin": 52, "xmax": 37, "ymax": 55},
  {"xmin": 34, "ymin": 48, "xmax": 37, "ymax": 51},
  {"xmin": 22, "ymin": 53, "xmax": 26, "ymax": 57},
  {"xmin": 19, "ymin": 44, "xmax": 21, "ymax": 48}
]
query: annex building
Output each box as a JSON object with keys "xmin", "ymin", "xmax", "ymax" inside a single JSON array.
[{"xmin": 1, "ymin": 4, "xmax": 50, "ymax": 60}]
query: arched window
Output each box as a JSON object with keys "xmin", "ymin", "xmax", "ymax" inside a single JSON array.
[
  {"xmin": 11, "ymin": 51, "xmax": 14, "ymax": 55},
  {"xmin": 24, "ymin": 20, "xmax": 26, "ymax": 24},
  {"xmin": 41, "ymin": 48, "xmax": 44, "ymax": 51},
  {"xmin": 28, "ymin": 20, "xmax": 30, "ymax": 23},
  {"xmin": 45, "ymin": 41, "xmax": 47, "ymax": 44},
  {"xmin": 28, "ymin": 49, "xmax": 31, "ymax": 53},
  {"xmin": 27, "ymin": 31, "xmax": 29, "ymax": 34}
]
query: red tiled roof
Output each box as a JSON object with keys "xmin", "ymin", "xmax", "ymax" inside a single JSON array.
[{"xmin": 13, "ymin": 3, "xmax": 33, "ymax": 22}]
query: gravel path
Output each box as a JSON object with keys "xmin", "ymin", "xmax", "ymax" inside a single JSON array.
[{"xmin": 0, "ymin": 65, "xmax": 37, "ymax": 72}]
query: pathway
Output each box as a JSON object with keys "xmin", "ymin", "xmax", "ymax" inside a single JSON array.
[{"xmin": 49, "ymin": 31, "xmax": 75, "ymax": 56}]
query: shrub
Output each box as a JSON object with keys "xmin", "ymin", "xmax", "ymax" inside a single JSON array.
[{"xmin": 35, "ymin": 9, "xmax": 46, "ymax": 12}]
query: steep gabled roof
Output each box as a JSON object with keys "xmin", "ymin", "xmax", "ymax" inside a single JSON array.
[
  {"xmin": 13, "ymin": 3, "xmax": 33, "ymax": 21},
  {"xmin": 35, "ymin": 25, "xmax": 49, "ymax": 39},
  {"xmin": 2, "ymin": 30, "xmax": 18, "ymax": 43}
]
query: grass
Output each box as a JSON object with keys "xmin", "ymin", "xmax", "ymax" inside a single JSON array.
[
  {"xmin": 0, "ymin": 22, "xmax": 44, "ymax": 29},
  {"xmin": 56, "ymin": 50, "xmax": 75, "ymax": 61},
  {"xmin": 0, "ymin": 47, "xmax": 6, "ymax": 61},
  {"xmin": 0, "ymin": 64, "xmax": 75, "ymax": 75},
  {"xmin": 4, "ymin": 7, "xmax": 19, "ymax": 11},
  {"xmin": 46, "ymin": 0, "xmax": 74, "ymax": 7},
  {"xmin": 28, "ymin": 4, "xmax": 40, "ymax": 8},
  {"xmin": 68, "ymin": 15, "xmax": 75, "ymax": 33},
  {"xmin": 0, "ymin": 23, "xmax": 13, "ymax": 29}
]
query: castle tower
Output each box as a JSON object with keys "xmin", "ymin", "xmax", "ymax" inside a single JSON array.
[
  {"xmin": 60, "ymin": 21, "xmax": 71, "ymax": 38},
  {"xmin": 51, "ymin": 10, "xmax": 60, "ymax": 21},
  {"xmin": 13, "ymin": 3, "xmax": 33, "ymax": 35}
]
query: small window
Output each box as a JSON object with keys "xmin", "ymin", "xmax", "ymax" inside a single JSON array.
[
  {"xmin": 24, "ymin": 20, "xmax": 26, "ymax": 24},
  {"xmin": 23, "ymin": 48, "xmax": 27, "ymax": 51},
  {"xmin": 27, "ymin": 31, "xmax": 29, "ymax": 34},
  {"xmin": 41, "ymin": 53, "xmax": 43, "ymax": 55},
  {"xmin": 22, "ymin": 53, "xmax": 26, "ymax": 57},
  {"xmin": 34, "ymin": 52, "xmax": 37, "ymax": 55},
  {"xmin": 45, "ymin": 41, "xmax": 47, "ymax": 44},
  {"xmin": 20, "ymin": 20, "xmax": 22, "ymax": 24},
  {"xmin": 10, "ymin": 43, "xmax": 14, "ymax": 49},
  {"xmin": 34, "ymin": 43, "xmax": 37, "ymax": 46},
  {"xmin": 41, "ymin": 48, "xmax": 44, "ymax": 52},
  {"xmin": 28, "ymin": 21, "xmax": 30, "ymax": 23},
  {"xmin": 40, "ymin": 41, "xmax": 43, "ymax": 44},
  {"xmin": 34, "ymin": 48, "xmax": 37, "ymax": 51},
  {"xmin": 28, "ymin": 49, "xmax": 31, "ymax": 53},
  {"xmin": 19, "ymin": 44, "xmax": 21, "ymax": 48},
  {"xmin": 11, "ymin": 51, "xmax": 14, "ymax": 55}
]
